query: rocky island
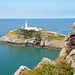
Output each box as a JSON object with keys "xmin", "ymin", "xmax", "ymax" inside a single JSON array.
[{"xmin": 0, "ymin": 29, "xmax": 65, "ymax": 50}]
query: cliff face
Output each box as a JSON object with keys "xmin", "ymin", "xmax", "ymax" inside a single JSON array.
[
  {"xmin": 0, "ymin": 29, "xmax": 65, "ymax": 50},
  {"xmin": 59, "ymin": 22, "xmax": 75, "ymax": 71},
  {"xmin": 40, "ymin": 31, "xmax": 65, "ymax": 50},
  {"xmin": 66, "ymin": 22, "xmax": 75, "ymax": 41}
]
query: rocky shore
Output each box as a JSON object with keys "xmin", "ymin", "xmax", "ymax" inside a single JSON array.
[
  {"xmin": 14, "ymin": 22, "xmax": 75, "ymax": 75},
  {"xmin": 0, "ymin": 29, "xmax": 65, "ymax": 50},
  {"xmin": 2, "ymin": 25, "xmax": 75, "ymax": 75}
]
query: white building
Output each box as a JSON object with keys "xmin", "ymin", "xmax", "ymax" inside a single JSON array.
[
  {"xmin": 23, "ymin": 20, "xmax": 43, "ymax": 31},
  {"xmin": 21, "ymin": 26, "xmax": 24, "ymax": 29}
]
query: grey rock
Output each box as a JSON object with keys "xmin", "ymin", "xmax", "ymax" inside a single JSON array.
[
  {"xmin": 71, "ymin": 63, "xmax": 75, "ymax": 69},
  {"xmin": 66, "ymin": 22, "xmax": 75, "ymax": 41},
  {"xmin": 59, "ymin": 48, "xmax": 66, "ymax": 57},
  {"xmin": 66, "ymin": 49, "xmax": 75, "ymax": 68},
  {"xmin": 36, "ymin": 57, "xmax": 56, "ymax": 69},
  {"xmin": 14, "ymin": 65, "xmax": 31, "ymax": 75},
  {"xmin": 24, "ymin": 37, "xmax": 41, "ymax": 45},
  {"xmin": 0, "ymin": 36, "xmax": 20, "ymax": 43},
  {"xmin": 26, "ymin": 38, "xmax": 35, "ymax": 44}
]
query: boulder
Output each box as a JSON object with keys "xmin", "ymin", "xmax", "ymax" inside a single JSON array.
[
  {"xmin": 26, "ymin": 38, "xmax": 35, "ymax": 44},
  {"xmin": 66, "ymin": 49, "xmax": 75, "ymax": 68},
  {"xmin": 59, "ymin": 48, "xmax": 67, "ymax": 57},
  {"xmin": 66, "ymin": 22, "xmax": 75, "ymax": 41},
  {"xmin": 36, "ymin": 57, "xmax": 56, "ymax": 69},
  {"xmin": 14, "ymin": 65, "xmax": 31, "ymax": 75},
  {"xmin": 71, "ymin": 63, "xmax": 75, "ymax": 69}
]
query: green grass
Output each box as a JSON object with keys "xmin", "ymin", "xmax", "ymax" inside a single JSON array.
[
  {"xmin": 13, "ymin": 29, "xmax": 65, "ymax": 41},
  {"xmin": 57, "ymin": 34, "xmax": 65, "ymax": 38},
  {"xmin": 20, "ymin": 60, "xmax": 74, "ymax": 75},
  {"xmin": 14, "ymin": 29, "xmax": 36, "ymax": 39},
  {"xmin": 46, "ymin": 34, "xmax": 65, "ymax": 41}
]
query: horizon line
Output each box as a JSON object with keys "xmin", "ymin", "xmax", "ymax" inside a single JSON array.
[{"xmin": 0, "ymin": 17, "xmax": 75, "ymax": 19}]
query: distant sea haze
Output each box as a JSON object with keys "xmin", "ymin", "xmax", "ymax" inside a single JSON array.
[{"xmin": 0, "ymin": 18, "xmax": 75, "ymax": 37}]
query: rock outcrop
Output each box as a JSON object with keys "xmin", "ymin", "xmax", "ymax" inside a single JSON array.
[
  {"xmin": 14, "ymin": 57, "xmax": 56, "ymax": 75},
  {"xmin": 66, "ymin": 49, "xmax": 75, "ymax": 69},
  {"xmin": 0, "ymin": 29, "xmax": 65, "ymax": 50},
  {"xmin": 60, "ymin": 22, "xmax": 75, "ymax": 69},
  {"xmin": 36, "ymin": 57, "xmax": 56, "ymax": 69},
  {"xmin": 14, "ymin": 65, "xmax": 31, "ymax": 75},
  {"xmin": 66, "ymin": 22, "xmax": 75, "ymax": 41},
  {"xmin": 59, "ymin": 48, "xmax": 67, "ymax": 57}
]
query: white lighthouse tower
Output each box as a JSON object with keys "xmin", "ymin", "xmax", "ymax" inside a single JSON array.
[
  {"xmin": 24, "ymin": 20, "xmax": 42, "ymax": 31},
  {"xmin": 25, "ymin": 20, "xmax": 27, "ymax": 29}
]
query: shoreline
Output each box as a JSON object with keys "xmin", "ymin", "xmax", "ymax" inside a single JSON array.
[{"xmin": 0, "ymin": 41, "xmax": 62, "ymax": 50}]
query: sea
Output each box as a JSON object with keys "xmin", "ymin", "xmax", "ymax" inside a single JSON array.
[{"xmin": 0, "ymin": 19, "xmax": 75, "ymax": 75}]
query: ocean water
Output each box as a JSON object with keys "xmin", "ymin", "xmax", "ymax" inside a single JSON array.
[
  {"xmin": 0, "ymin": 18, "xmax": 75, "ymax": 37},
  {"xmin": 0, "ymin": 19, "xmax": 75, "ymax": 75}
]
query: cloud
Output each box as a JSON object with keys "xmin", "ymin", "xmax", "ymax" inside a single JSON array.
[
  {"xmin": 12, "ymin": 9, "xmax": 60, "ymax": 13},
  {"xmin": 0, "ymin": 9, "xmax": 61, "ymax": 14},
  {"xmin": 0, "ymin": 9, "xmax": 75, "ymax": 18}
]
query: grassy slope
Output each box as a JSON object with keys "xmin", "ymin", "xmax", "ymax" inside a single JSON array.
[
  {"xmin": 5, "ymin": 29, "xmax": 65, "ymax": 41},
  {"xmin": 20, "ymin": 60, "xmax": 74, "ymax": 75},
  {"xmin": 5, "ymin": 29, "xmax": 37, "ymax": 41},
  {"xmin": 14, "ymin": 29, "xmax": 36, "ymax": 38}
]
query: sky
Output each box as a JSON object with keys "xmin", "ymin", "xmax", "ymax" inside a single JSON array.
[{"xmin": 0, "ymin": 0, "xmax": 75, "ymax": 18}]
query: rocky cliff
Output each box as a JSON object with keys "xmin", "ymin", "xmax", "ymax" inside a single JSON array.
[
  {"xmin": 59, "ymin": 22, "xmax": 75, "ymax": 74},
  {"xmin": 0, "ymin": 29, "xmax": 65, "ymax": 50},
  {"xmin": 66, "ymin": 22, "xmax": 75, "ymax": 41}
]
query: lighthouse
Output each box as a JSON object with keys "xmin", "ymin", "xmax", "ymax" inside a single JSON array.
[
  {"xmin": 25, "ymin": 20, "xmax": 27, "ymax": 29},
  {"xmin": 24, "ymin": 20, "xmax": 42, "ymax": 31}
]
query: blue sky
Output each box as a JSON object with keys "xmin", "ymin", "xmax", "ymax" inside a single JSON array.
[{"xmin": 0, "ymin": 0, "xmax": 75, "ymax": 18}]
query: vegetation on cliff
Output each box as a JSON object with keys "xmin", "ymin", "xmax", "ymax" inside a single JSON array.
[
  {"xmin": 20, "ymin": 58, "xmax": 74, "ymax": 75},
  {"xmin": 5, "ymin": 29, "xmax": 65, "ymax": 41},
  {"xmin": 19, "ymin": 47, "xmax": 74, "ymax": 75},
  {"xmin": 6, "ymin": 29, "xmax": 36, "ymax": 39},
  {"xmin": 14, "ymin": 29, "xmax": 36, "ymax": 39}
]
